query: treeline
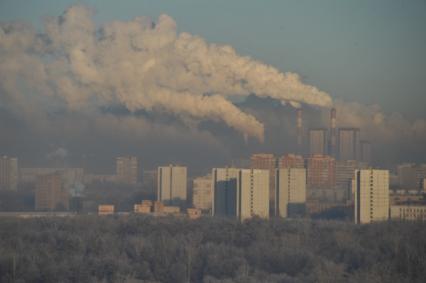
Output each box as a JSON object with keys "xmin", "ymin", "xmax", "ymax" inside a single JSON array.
[{"xmin": 0, "ymin": 216, "xmax": 425, "ymax": 283}]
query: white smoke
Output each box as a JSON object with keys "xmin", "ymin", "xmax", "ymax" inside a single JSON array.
[{"xmin": 0, "ymin": 5, "xmax": 332, "ymax": 142}]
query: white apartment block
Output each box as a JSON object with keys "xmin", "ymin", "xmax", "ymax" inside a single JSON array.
[
  {"xmin": 276, "ymin": 168, "xmax": 306, "ymax": 218},
  {"xmin": 192, "ymin": 174, "xmax": 212, "ymax": 211},
  {"xmin": 354, "ymin": 169, "xmax": 389, "ymax": 224},
  {"xmin": 157, "ymin": 165, "xmax": 187, "ymax": 205},
  {"xmin": 212, "ymin": 168, "xmax": 269, "ymax": 220}
]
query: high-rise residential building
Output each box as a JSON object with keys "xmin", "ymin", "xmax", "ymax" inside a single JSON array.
[
  {"xmin": 157, "ymin": 165, "xmax": 187, "ymax": 205},
  {"xmin": 397, "ymin": 163, "xmax": 426, "ymax": 189},
  {"xmin": 239, "ymin": 169, "xmax": 270, "ymax": 220},
  {"xmin": 354, "ymin": 169, "xmax": 389, "ymax": 224},
  {"xmin": 116, "ymin": 156, "xmax": 139, "ymax": 185},
  {"xmin": 35, "ymin": 173, "xmax": 69, "ymax": 211},
  {"xmin": 192, "ymin": 174, "xmax": 212, "ymax": 211},
  {"xmin": 338, "ymin": 128, "xmax": 360, "ymax": 161},
  {"xmin": 335, "ymin": 160, "xmax": 360, "ymax": 190},
  {"xmin": 306, "ymin": 154, "xmax": 335, "ymax": 189},
  {"xmin": 278, "ymin": 154, "xmax": 305, "ymax": 169},
  {"xmin": 360, "ymin": 141, "xmax": 372, "ymax": 164},
  {"xmin": 0, "ymin": 156, "xmax": 18, "ymax": 191},
  {"xmin": 309, "ymin": 128, "xmax": 328, "ymax": 156},
  {"xmin": 211, "ymin": 167, "xmax": 240, "ymax": 217},
  {"xmin": 276, "ymin": 168, "xmax": 306, "ymax": 217},
  {"xmin": 250, "ymin": 154, "xmax": 276, "ymax": 214},
  {"xmin": 212, "ymin": 168, "xmax": 269, "ymax": 220}
]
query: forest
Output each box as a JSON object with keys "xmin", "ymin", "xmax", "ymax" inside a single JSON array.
[{"xmin": 0, "ymin": 216, "xmax": 425, "ymax": 283}]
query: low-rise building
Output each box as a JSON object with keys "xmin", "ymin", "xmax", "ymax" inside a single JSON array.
[
  {"xmin": 390, "ymin": 205, "xmax": 426, "ymax": 221},
  {"xmin": 187, "ymin": 208, "xmax": 202, "ymax": 219},
  {"xmin": 134, "ymin": 203, "xmax": 151, "ymax": 214},
  {"xmin": 98, "ymin": 205, "xmax": 114, "ymax": 215}
]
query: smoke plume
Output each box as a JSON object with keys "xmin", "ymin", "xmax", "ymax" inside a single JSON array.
[{"xmin": 0, "ymin": 5, "xmax": 332, "ymax": 142}]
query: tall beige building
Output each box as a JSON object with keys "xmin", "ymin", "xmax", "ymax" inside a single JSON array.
[
  {"xmin": 0, "ymin": 156, "xmax": 18, "ymax": 191},
  {"xmin": 354, "ymin": 169, "xmax": 389, "ymax": 224},
  {"xmin": 157, "ymin": 165, "xmax": 187, "ymax": 205},
  {"xmin": 35, "ymin": 173, "xmax": 69, "ymax": 211},
  {"xmin": 276, "ymin": 168, "xmax": 306, "ymax": 217},
  {"xmin": 116, "ymin": 156, "xmax": 138, "ymax": 185},
  {"xmin": 212, "ymin": 168, "xmax": 269, "ymax": 220},
  {"xmin": 192, "ymin": 174, "xmax": 212, "ymax": 211},
  {"xmin": 251, "ymin": 154, "xmax": 276, "ymax": 215},
  {"xmin": 239, "ymin": 169, "xmax": 270, "ymax": 220},
  {"xmin": 309, "ymin": 128, "xmax": 328, "ymax": 156}
]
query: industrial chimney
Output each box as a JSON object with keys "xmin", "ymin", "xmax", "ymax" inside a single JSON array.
[
  {"xmin": 296, "ymin": 108, "xmax": 303, "ymax": 153},
  {"xmin": 329, "ymin": 108, "xmax": 337, "ymax": 157}
]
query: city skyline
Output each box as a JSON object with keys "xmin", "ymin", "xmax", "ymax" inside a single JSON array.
[{"xmin": 0, "ymin": 1, "xmax": 425, "ymax": 174}]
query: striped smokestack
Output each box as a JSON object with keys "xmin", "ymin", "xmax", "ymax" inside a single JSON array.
[
  {"xmin": 297, "ymin": 109, "xmax": 303, "ymax": 152},
  {"xmin": 329, "ymin": 108, "xmax": 337, "ymax": 157}
]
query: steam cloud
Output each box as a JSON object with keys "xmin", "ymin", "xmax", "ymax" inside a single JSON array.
[{"xmin": 0, "ymin": 5, "xmax": 332, "ymax": 142}]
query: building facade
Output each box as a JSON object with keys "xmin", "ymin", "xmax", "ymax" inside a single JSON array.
[
  {"xmin": 276, "ymin": 168, "xmax": 306, "ymax": 217},
  {"xmin": 157, "ymin": 165, "xmax": 187, "ymax": 205},
  {"xmin": 309, "ymin": 128, "xmax": 328, "ymax": 156},
  {"xmin": 116, "ymin": 156, "xmax": 139, "ymax": 185},
  {"xmin": 35, "ymin": 173, "xmax": 69, "ymax": 211},
  {"xmin": 390, "ymin": 205, "xmax": 426, "ymax": 221},
  {"xmin": 338, "ymin": 128, "xmax": 360, "ymax": 161},
  {"xmin": 239, "ymin": 169, "xmax": 269, "ymax": 220},
  {"xmin": 306, "ymin": 155, "xmax": 335, "ymax": 189},
  {"xmin": 0, "ymin": 156, "xmax": 18, "ymax": 191},
  {"xmin": 250, "ymin": 154, "xmax": 276, "ymax": 214},
  {"xmin": 192, "ymin": 174, "xmax": 212, "ymax": 211},
  {"xmin": 354, "ymin": 169, "xmax": 389, "ymax": 224},
  {"xmin": 278, "ymin": 154, "xmax": 305, "ymax": 169},
  {"xmin": 212, "ymin": 168, "xmax": 269, "ymax": 220}
]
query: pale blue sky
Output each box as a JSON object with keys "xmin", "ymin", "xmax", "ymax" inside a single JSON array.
[{"xmin": 1, "ymin": 0, "xmax": 426, "ymax": 118}]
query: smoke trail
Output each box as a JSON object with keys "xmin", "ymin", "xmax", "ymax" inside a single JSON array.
[{"xmin": 0, "ymin": 5, "xmax": 332, "ymax": 141}]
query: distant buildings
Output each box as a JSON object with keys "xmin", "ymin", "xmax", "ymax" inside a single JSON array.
[
  {"xmin": 192, "ymin": 174, "xmax": 212, "ymax": 211},
  {"xmin": 309, "ymin": 128, "xmax": 328, "ymax": 156},
  {"xmin": 354, "ymin": 169, "xmax": 389, "ymax": 224},
  {"xmin": 306, "ymin": 155, "xmax": 335, "ymax": 189},
  {"xmin": 250, "ymin": 154, "xmax": 276, "ymax": 214},
  {"xmin": 390, "ymin": 205, "xmax": 426, "ymax": 221},
  {"xmin": 212, "ymin": 168, "xmax": 269, "ymax": 220},
  {"xmin": 278, "ymin": 154, "xmax": 304, "ymax": 169},
  {"xmin": 98, "ymin": 205, "xmax": 115, "ymax": 215},
  {"xmin": 212, "ymin": 167, "xmax": 240, "ymax": 217},
  {"xmin": 276, "ymin": 168, "xmax": 306, "ymax": 218},
  {"xmin": 157, "ymin": 165, "xmax": 187, "ymax": 205},
  {"xmin": 35, "ymin": 173, "xmax": 69, "ymax": 211},
  {"xmin": 0, "ymin": 156, "xmax": 18, "ymax": 191},
  {"xmin": 338, "ymin": 128, "xmax": 360, "ymax": 161},
  {"xmin": 397, "ymin": 163, "xmax": 426, "ymax": 190},
  {"xmin": 116, "ymin": 156, "xmax": 138, "ymax": 185}
]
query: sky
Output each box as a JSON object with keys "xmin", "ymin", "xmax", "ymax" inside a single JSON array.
[
  {"xmin": 1, "ymin": 0, "xmax": 425, "ymax": 118},
  {"xmin": 0, "ymin": 0, "xmax": 425, "ymax": 173}
]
